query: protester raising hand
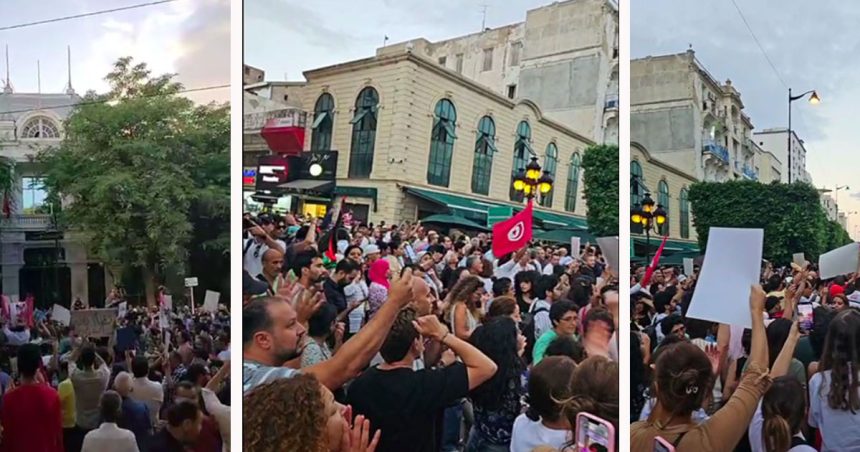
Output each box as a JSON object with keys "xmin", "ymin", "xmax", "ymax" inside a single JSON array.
[
  {"xmin": 295, "ymin": 288, "xmax": 324, "ymax": 327},
  {"xmin": 339, "ymin": 414, "xmax": 381, "ymax": 452},
  {"xmin": 387, "ymin": 267, "xmax": 415, "ymax": 309}
]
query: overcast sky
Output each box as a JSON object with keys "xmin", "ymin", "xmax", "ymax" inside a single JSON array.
[
  {"xmin": 1, "ymin": 0, "xmax": 229, "ymax": 103},
  {"xmin": 244, "ymin": 0, "xmax": 552, "ymax": 81},
  {"xmin": 633, "ymin": 0, "xmax": 860, "ymax": 239}
]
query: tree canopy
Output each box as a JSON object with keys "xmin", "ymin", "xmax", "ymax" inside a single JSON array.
[
  {"xmin": 581, "ymin": 144, "xmax": 619, "ymax": 237},
  {"xmin": 39, "ymin": 57, "xmax": 229, "ymax": 306}
]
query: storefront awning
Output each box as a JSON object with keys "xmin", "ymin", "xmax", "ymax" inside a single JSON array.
[
  {"xmin": 531, "ymin": 209, "xmax": 589, "ymax": 230},
  {"xmin": 404, "ymin": 186, "xmax": 496, "ymax": 216},
  {"xmin": 631, "ymin": 236, "xmax": 700, "ymax": 253},
  {"xmin": 279, "ymin": 179, "xmax": 334, "ymax": 193}
]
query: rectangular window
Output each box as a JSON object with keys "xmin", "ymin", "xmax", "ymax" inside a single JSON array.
[
  {"xmin": 455, "ymin": 54, "xmax": 464, "ymax": 73},
  {"xmin": 482, "ymin": 48, "xmax": 493, "ymax": 71},
  {"xmin": 510, "ymin": 42, "xmax": 522, "ymax": 66},
  {"xmin": 22, "ymin": 177, "xmax": 47, "ymax": 214},
  {"xmin": 507, "ymin": 84, "xmax": 517, "ymax": 99},
  {"xmin": 438, "ymin": 56, "xmax": 447, "ymax": 66}
]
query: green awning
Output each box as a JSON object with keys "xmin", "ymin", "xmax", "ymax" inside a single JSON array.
[
  {"xmin": 534, "ymin": 228, "xmax": 596, "ymax": 244},
  {"xmin": 419, "ymin": 214, "xmax": 489, "ymax": 232},
  {"xmin": 631, "ymin": 236, "xmax": 700, "ymax": 253},
  {"xmin": 658, "ymin": 250, "xmax": 701, "ymax": 266},
  {"xmin": 532, "ymin": 209, "xmax": 589, "ymax": 230},
  {"xmin": 405, "ymin": 187, "xmax": 495, "ymax": 216}
]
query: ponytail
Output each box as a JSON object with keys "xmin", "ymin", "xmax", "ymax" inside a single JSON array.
[
  {"xmin": 761, "ymin": 376, "xmax": 806, "ymax": 452},
  {"xmin": 762, "ymin": 414, "xmax": 791, "ymax": 452}
]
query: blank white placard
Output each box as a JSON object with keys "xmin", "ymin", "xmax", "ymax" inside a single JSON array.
[
  {"xmin": 819, "ymin": 243, "xmax": 859, "ymax": 280},
  {"xmin": 596, "ymin": 236, "xmax": 619, "ymax": 274},
  {"xmin": 687, "ymin": 228, "xmax": 763, "ymax": 328}
]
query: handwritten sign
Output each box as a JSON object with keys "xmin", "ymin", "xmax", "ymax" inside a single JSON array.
[
  {"xmin": 71, "ymin": 309, "xmax": 117, "ymax": 338},
  {"xmin": 203, "ymin": 291, "xmax": 220, "ymax": 313}
]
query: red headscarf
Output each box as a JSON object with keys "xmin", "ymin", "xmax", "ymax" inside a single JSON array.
[{"xmin": 368, "ymin": 259, "xmax": 391, "ymax": 289}]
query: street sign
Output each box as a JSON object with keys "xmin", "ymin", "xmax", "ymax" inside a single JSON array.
[
  {"xmin": 184, "ymin": 277, "xmax": 199, "ymax": 287},
  {"xmin": 487, "ymin": 206, "xmax": 513, "ymax": 228}
]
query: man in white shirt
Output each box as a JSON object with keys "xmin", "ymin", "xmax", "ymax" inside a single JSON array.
[
  {"xmin": 543, "ymin": 253, "xmax": 561, "ymax": 275},
  {"xmin": 242, "ymin": 215, "xmax": 286, "ymax": 278},
  {"xmin": 81, "ymin": 391, "xmax": 139, "ymax": 452},
  {"xmin": 129, "ymin": 355, "xmax": 163, "ymax": 427}
]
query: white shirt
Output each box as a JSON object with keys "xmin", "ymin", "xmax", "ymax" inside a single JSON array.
[
  {"xmin": 542, "ymin": 263, "xmax": 554, "ymax": 275},
  {"xmin": 510, "ymin": 413, "xmax": 570, "ymax": 452},
  {"xmin": 494, "ymin": 260, "xmax": 538, "ymax": 281},
  {"xmin": 202, "ymin": 388, "xmax": 231, "ymax": 452},
  {"xmin": 344, "ymin": 280, "xmax": 369, "ymax": 334},
  {"xmin": 81, "ymin": 423, "xmax": 139, "ymax": 452},
  {"xmin": 129, "ymin": 377, "xmax": 163, "ymax": 427},
  {"xmin": 750, "ymin": 401, "xmax": 816, "ymax": 452},
  {"xmin": 530, "ymin": 299, "xmax": 552, "ymax": 340},
  {"xmin": 242, "ymin": 237, "xmax": 286, "ymax": 278}
]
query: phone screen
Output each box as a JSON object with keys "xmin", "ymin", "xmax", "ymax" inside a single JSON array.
[
  {"xmin": 654, "ymin": 436, "xmax": 675, "ymax": 452},
  {"xmin": 797, "ymin": 304, "xmax": 814, "ymax": 332},
  {"xmin": 405, "ymin": 244, "xmax": 418, "ymax": 263},
  {"xmin": 576, "ymin": 414, "xmax": 614, "ymax": 452}
]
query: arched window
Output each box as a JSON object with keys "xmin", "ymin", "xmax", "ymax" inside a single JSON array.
[
  {"xmin": 21, "ymin": 116, "xmax": 60, "ymax": 139},
  {"xmin": 348, "ymin": 87, "xmax": 379, "ymax": 178},
  {"xmin": 658, "ymin": 180, "xmax": 670, "ymax": 235},
  {"xmin": 540, "ymin": 143, "xmax": 558, "ymax": 208},
  {"xmin": 427, "ymin": 99, "xmax": 457, "ymax": 187},
  {"xmin": 471, "ymin": 116, "xmax": 496, "ymax": 195},
  {"xmin": 509, "ymin": 121, "xmax": 532, "ymax": 202},
  {"xmin": 631, "ymin": 160, "xmax": 643, "ymax": 207},
  {"xmin": 565, "ymin": 152, "xmax": 581, "ymax": 212},
  {"xmin": 310, "ymin": 93, "xmax": 334, "ymax": 151},
  {"xmin": 679, "ymin": 188, "xmax": 690, "ymax": 239}
]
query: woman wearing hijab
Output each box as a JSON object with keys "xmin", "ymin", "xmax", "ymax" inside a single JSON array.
[{"xmin": 366, "ymin": 259, "xmax": 391, "ymax": 321}]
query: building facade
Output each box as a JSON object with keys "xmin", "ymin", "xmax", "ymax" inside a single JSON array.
[
  {"xmin": 631, "ymin": 142, "xmax": 698, "ymax": 242},
  {"xmin": 0, "ymin": 90, "xmax": 108, "ymax": 308},
  {"xmin": 753, "ymin": 128, "xmax": 811, "ymax": 184},
  {"xmin": 243, "ymin": 64, "xmax": 265, "ymax": 86},
  {"xmin": 290, "ymin": 50, "xmax": 593, "ymax": 226},
  {"xmin": 377, "ymin": 0, "xmax": 618, "ymax": 144},
  {"xmin": 820, "ymin": 193, "xmax": 838, "ymax": 222},
  {"xmin": 244, "ymin": 81, "xmax": 306, "ymax": 109},
  {"xmin": 631, "ymin": 50, "xmax": 764, "ymax": 183},
  {"xmin": 753, "ymin": 143, "xmax": 782, "ymax": 184}
]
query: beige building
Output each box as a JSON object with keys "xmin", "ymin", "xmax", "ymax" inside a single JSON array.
[
  {"xmin": 244, "ymin": 81, "xmax": 306, "ymax": 109},
  {"xmin": 378, "ymin": 0, "xmax": 618, "ymax": 144},
  {"xmin": 293, "ymin": 49, "xmax": 594, "ymax": 227},
  {"xmin": 631, "ymin": 142, "xmax": 698, "ymax": 244},
  {"xmin": 243, "ymin": 64, "xmax": 265, "ymax": 86},
  {"xmin": 754, "ymin": 143, "xmax": 782, "ymax": 184},
  {"xmin": 631, "ymin": 50, "xmax": 763, "ymax": 183}
]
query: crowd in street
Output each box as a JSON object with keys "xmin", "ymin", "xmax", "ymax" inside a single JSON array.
[
  {"xmin": 0, "ymin": 291, "xmax": 231, "ymax": 452},
  {"xmin": 629, "ymin": 257, "xmax": 860, "ymax": 451},
  {"xmin": 241, "ymin": 205, "xmax": 619, "ymax": 452}
]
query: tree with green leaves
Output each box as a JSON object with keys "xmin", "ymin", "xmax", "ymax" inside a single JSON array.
[
  {"xmin": 38, "ymin": 57, "xmax": 229, "ymax": 306},
  {"xmin": 687, "ymin": 180, "xmax": 848, "ymax": 264},
  {"xmin": 581, "ymin": 144, "xmax": 619, "ymax": 237}
]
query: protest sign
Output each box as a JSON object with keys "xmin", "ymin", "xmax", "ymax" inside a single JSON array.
[
  {"xmin": 71, "ymin": 308, "xmax": 118, "ymax": 337},
  {"xmin": 117, "ymin": 302, "xmax": 128, "ymax": 319},
  {"xmin": 793, "ymin": 253, "xmax": 806, "ymax": 268},
  {"xmin": 687, "ymin": 228, "xmax": 763, "ymax": 328},
  {"xmin": 51, "ymin": 304, "xmax": 71, "ymax": 326},
  {"xmin": 570, "ymin": 237, "xmax": 581, "ymax": 256},
  {"xmin": 203, "ymin": 291, "xmax": 220, "ymax": 313},
  {"xmin": 819, "ymin": 242, "xmax": 860, "ymax": 280},
  {"xmin": 683, "ymin": 258, "xmax": 694, "ymax": 277},
  {"xmin": 596, "ymin": 236, "xmax": 619, "ymax": 274}
]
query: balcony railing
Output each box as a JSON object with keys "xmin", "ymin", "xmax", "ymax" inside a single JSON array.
[
  {"xmin": 0, "ymin": 214, "xmax": 52, "ymax": 229},
  {"xmin": 702, "ymin": 139, "xmax": 729, "ymax": 163},
  {"xmin": 743, "ymin": 165, "xmax": 758, "ymax": 181}
]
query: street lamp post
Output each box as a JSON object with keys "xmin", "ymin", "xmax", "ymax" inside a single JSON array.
[
  {"xmin": 787, "ymin": 88, "xmax": 820, "ymax": 183},
  {"xmin": 512, "ymin": 156, "xmax": 554, "ymax": 202},
  {"xmin": 630, "ymin": 192, "xmax": 667, "ymax": 264}
]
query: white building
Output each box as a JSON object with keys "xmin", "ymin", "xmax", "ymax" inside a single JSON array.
[
  {"xmin": 0, "ymin": 77, "xmax": 108, "ymax": 308},
  {"xmin": 378, "ymin": 0, "xmax": 618, "ymax": 144},
  {"xmin": 753, "ymin": 128, "xmax": 811, "ymax": 184},
  {"xmin": 820, "ymin": 193, "xmax": 838, "ymax": 222}
]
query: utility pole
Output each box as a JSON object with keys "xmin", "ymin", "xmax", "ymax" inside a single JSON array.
[{"xmin": 480, "ymin": 4, "xmax": 489, "ymax": 31}]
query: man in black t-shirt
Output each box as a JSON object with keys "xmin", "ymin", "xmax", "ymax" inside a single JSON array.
[
  {"xmin": 347, "ymin": 308, "xmax": 497, "ymax": 452},
  {"xmin": 323, "ymin": 258, "xmax": 360, "ymax": 313}
]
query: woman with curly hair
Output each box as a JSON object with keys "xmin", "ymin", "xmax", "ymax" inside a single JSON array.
[
  {"xmin": 446, "ymin": 275, "xmax": 488, "ymax": 340},
  {"xmin": 466, "ymin": 317, "xmax": 526, "ymax": 452},
  {"xmin": 809, "ymin": 308, "xmax": 860, "ymax": 451},
  {"xmin": 243, "ymin": 373, "xmax": 380, "ymax": 452}
]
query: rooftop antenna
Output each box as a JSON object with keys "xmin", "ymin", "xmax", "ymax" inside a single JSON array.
[
  {"xmin": 383, "ymin": 35, "xmax": 389, "ymax": 46},
  {"xmin": 2, "ymin": 45, "xmax": 11, "ymax": 94},
  {"xmin": 37, "ymin": 60, "xmax": 41, "ymax": 94},
  {"xmin": 64, "ymin": 45, "xmax": 75, "ymax": 95},
  {"xmin": 480, "ymin": 4, "xmax": 489, "ymax": 31}
]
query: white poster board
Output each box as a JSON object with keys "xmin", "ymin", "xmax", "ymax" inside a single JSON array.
[
  {"xmin": 71, "ymin": 309, "xmax": 118, "ymax": 337},
  {"xmin": 162, "ymin": 295, "xmax": 173, "ymax": 311},
  {"xmin": 184, "ymin": 277, "xmax": 199, "ymax": 287},
  {"xmin": 51, "ymin": 304, "xmax": 71, "ymax": 326},
  {"xmin": 596, "ymin": 236, "xmax": 619, "ymax": 274},
  {"xmin": 570, "ymin": 237, "xmax": 581, "ymax": 256},
  {"xmin": 117, "ymin": 302, "xmax": 128, "ymax": 319},
  {"xmin": 203, "ymin": 290, "xmax": 220, "ymax": 313},
  {"xmin": 683, "ymin": 258, "xmax": 694, "ymax": 277},
  {"xmin": 793, "ymin": 253, "xmax": 806, "ymax": 267},
  {"xmin": 687, "ymin": 228, "xmax": 764, "ymax": 328},
  {"xmin": 819, "ymin": 243, "xmax": 860, "ymax": 280}
]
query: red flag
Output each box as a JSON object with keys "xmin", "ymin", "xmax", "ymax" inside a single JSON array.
[
  {"xmin": 492, "ymin": 199, "xmax": 534, "ymax": 257},
  {"xmin": 641, "ymin": 236, "xmax": 668, "ymax": 287},
  {"xmin": 325, "ymin": 197, "xmax": 347, "ymax": 261}
]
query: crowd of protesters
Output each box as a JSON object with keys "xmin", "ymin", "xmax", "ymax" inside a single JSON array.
[
  {"xmin": 242, "ymin": 204, "xmax": 620, "ymax": 452},
  {"xmin": 0, "ymin": 289, "xmax": 231, "ymax": 452},
  {"xmin": 630, "ymin": 254, "xmax": 860, "ymax": 452}
]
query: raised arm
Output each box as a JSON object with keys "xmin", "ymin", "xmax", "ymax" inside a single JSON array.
[
  {"xmin": 413, "ymin": 315, "xmax": 497, "ymax": 390},
  {"xmin": 304, "ymin": 269, "xmax": 415, "ymax": 390}
]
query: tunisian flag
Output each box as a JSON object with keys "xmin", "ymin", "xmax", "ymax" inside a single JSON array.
[
  {"xmin": 641, "ymin": 236, "xmax": 669, "ymax": 287},
  {"xmin": 492, "ymin": 199, "xmax": 534, "ymax": 257}
]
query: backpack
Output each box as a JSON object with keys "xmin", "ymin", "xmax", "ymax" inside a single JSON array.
[{"xmin": 522, "ymin": 304, "xmax": 549, "ymax": 365}]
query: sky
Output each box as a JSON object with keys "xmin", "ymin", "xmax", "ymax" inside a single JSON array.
[
  {"xmin": 0, "ymin": 0, "xmax": 229, "ymax": 104},
  {"xmin": 633, "ymin": 0, "xmax": 860, "ymax": 239},
  {"xmin": 244, "ymin": 0, "xmax": 552, "ymax": 81}
]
